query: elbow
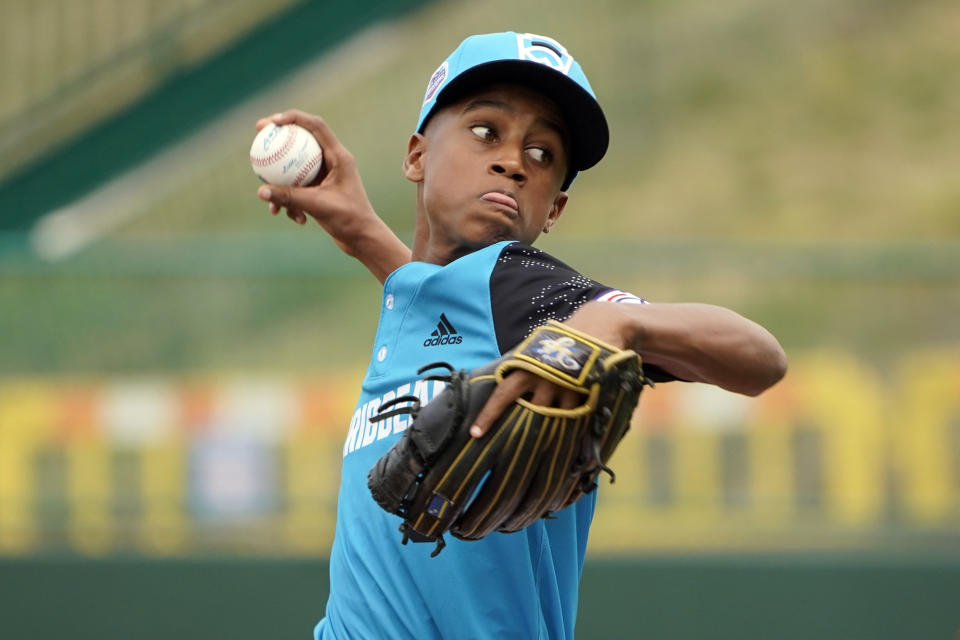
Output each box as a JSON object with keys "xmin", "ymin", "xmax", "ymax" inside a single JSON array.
[
  {"xmin": 772, "ymin": 347, "xmax": 789, "ymax": 385},
  {"xmin": 744, "ymin": 343, "xmax": 788, "ymax": 397}
]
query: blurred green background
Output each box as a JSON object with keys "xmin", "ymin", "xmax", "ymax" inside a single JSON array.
[{"xmin": 0, "ymin": 0, "xmax": 958, "ymax": 638}]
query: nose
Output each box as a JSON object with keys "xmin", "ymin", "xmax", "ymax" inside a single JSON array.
[{"xmin": 490, "ymin": 146, "xmax": 526, "ymax": 184}]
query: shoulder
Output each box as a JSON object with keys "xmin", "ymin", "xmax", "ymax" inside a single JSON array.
[
  {"xmin": 489, "ymin": 243, "xmax": 628, "ymax": 352},
  {"xmin": 492, "ymin": 241, "xmax": 581, "ymax": 273},
  {"xmin": 488, "ymin": 243, "xmax": 679, "ymax": 383},
  {"xmin": 490, "ymin": 243, "xmax": 599, "ymax": 294}
]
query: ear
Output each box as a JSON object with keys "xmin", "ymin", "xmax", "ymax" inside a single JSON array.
[
  {"xmin": 403, "ymin": 133, "xmax": 427, "ymax": 183},
  {"xmin": 542, "ymin": 192, "xmax": 568, "ymax": 233}
]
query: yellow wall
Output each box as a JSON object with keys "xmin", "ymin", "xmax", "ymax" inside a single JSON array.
[{"xmin": 0, "ymin": 348, "xmax": 957, "ymax": 555}]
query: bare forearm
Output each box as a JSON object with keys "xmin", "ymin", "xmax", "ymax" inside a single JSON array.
[
  {"xmin": 565, "ymin": 301, "xmax": 787, "ymax": 396},
  {"xmin": 336, "ymin": 216, "xmax": 412, "ymax": 284}
]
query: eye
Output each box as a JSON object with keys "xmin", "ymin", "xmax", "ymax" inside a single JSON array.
[
  {"xmin": 470, "ymin": 124, "xmax": 496, "ymax": 141},
  {"xmin": 525, "ymin": 146, "xmax": 552, "ymax": 164}
]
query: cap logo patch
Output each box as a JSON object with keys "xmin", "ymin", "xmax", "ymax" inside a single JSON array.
[
  {"xmin": 423, "ymin": 61, "xmax": 449, "ymax": 105},
  {"xmin": 516, "ymin": 33, "xmax": 574, "ymax": 75}
]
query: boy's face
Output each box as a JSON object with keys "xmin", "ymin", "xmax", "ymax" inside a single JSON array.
[{"xmin": 404, "ymin": 84, "xmax": 570, "ymax": 260}]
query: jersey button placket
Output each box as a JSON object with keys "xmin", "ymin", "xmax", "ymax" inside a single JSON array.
[{"xmin": 375, "ymin": 291, "xmax": 397, "ymax": 368}]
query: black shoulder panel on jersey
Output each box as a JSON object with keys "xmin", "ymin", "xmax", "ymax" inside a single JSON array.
[
  {"xmin": 489, "ymin": 243, "xmax": 605, "ymax": 353},
  {"xmin": 489, "ymin": 243, "xmax": 679, "ymax": 383}
]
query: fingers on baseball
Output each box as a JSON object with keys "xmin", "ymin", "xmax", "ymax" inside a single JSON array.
[
  {"xmin": 264, "ymin": 110, "xmax": 343, "ymax": 155},
  {"xmin": 255, "ymin": 113, "xmax": 284, "ymax": 130},
  {"xmin": 287, "ymin": 208, "xmax": 306, "ymax": 225},
  {"xmin": 258, "ymin": 186, "xmax": 304, "ymax": 224},
  {"xmin": 255, "ymin": 108, "xmax": 334, "ymax": 160}
]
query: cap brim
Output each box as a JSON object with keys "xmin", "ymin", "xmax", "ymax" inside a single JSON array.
[{"xmin": 423, "ymin": 60, "xmax": 609, "ymax": 176}]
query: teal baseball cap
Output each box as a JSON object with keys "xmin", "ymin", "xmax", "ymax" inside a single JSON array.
[{"xmin": 415, "ymin": 32, "xmax": 609, "ymax": 190}]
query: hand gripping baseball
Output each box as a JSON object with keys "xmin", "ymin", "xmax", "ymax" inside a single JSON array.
[
  {"xmin": 253, "ymin": 110, "xmax": 410, "ymax": 283},
  {"xmin": 366, "ymin": 320, "xmax": 651, "ymax": 556}
]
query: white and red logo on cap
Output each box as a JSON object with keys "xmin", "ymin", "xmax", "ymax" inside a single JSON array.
[
  {"xmin": 516, "ymin": 33, "xmax": 574, "ymax": 75},
  {"xmin": 423, "ymin": 61, "xmax": 449, "ymax": 105}
]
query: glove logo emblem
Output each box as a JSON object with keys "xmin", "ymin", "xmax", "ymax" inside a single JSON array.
[{"xmin": 530, "ymin": 334, "xmax": 588, "ymax": 372}]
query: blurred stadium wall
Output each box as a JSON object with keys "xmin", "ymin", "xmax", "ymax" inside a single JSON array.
[
  {"xmin": 1, "ymin": 0, "xmax": 958, "ymax": 638},
  {"xmin": 1, "ymin": 353, "xmax": 958, "ymax": 556}
]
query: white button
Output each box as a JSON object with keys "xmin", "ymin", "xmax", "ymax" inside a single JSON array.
[
  {"xmin": 385, "ymin": 294, "xmax": 395, "ymax": 310},
  {"xmin": 376, "ymin": 346, "xmax": 388, "ymax": 362}
]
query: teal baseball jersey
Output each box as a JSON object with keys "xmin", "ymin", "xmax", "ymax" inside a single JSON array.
[{"xmin": 315, "ymin": 241, "xmax": 670, "ymax": 640}]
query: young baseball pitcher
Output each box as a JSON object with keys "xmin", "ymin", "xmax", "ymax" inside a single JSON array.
[{"xmin": 255, "ymin": 32, "xmax": 787, "ymax": 640}]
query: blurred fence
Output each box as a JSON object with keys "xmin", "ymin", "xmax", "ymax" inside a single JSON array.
[
  {"xmin": 0, "ymin": 0, "xmax": 299, "ymax": 178},
  {"xmin": 1, "ymin": 348, "xmax": 957, "ymax": 556}
]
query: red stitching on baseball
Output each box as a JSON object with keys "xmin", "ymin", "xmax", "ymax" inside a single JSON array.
[
  {"xmin": 250, "ymin": 126, "xmax": 298, "ymax": 167},
  {"xmin": 293, "ymin": 152, "xmax": 323, "ymax": 186}
]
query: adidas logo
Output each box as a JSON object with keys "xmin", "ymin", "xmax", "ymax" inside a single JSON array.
[{"xmin": 423, "ymin": 313, "xmax": 463, "ymax": 347}]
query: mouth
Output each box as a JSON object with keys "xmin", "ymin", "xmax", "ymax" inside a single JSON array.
[{"xmin": 480, "ymin": 191, "xmax": 519, "ymax": 216}]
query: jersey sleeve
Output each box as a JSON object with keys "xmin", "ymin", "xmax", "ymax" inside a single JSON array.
[{"xmin": 489, "ymin": 243, "xmax": 679, "ymax": 383}]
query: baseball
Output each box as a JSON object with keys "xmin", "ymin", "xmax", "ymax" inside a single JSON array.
[{"xmin": 249, "ymin": 123, "xmax": 323, "ymax": 186}]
